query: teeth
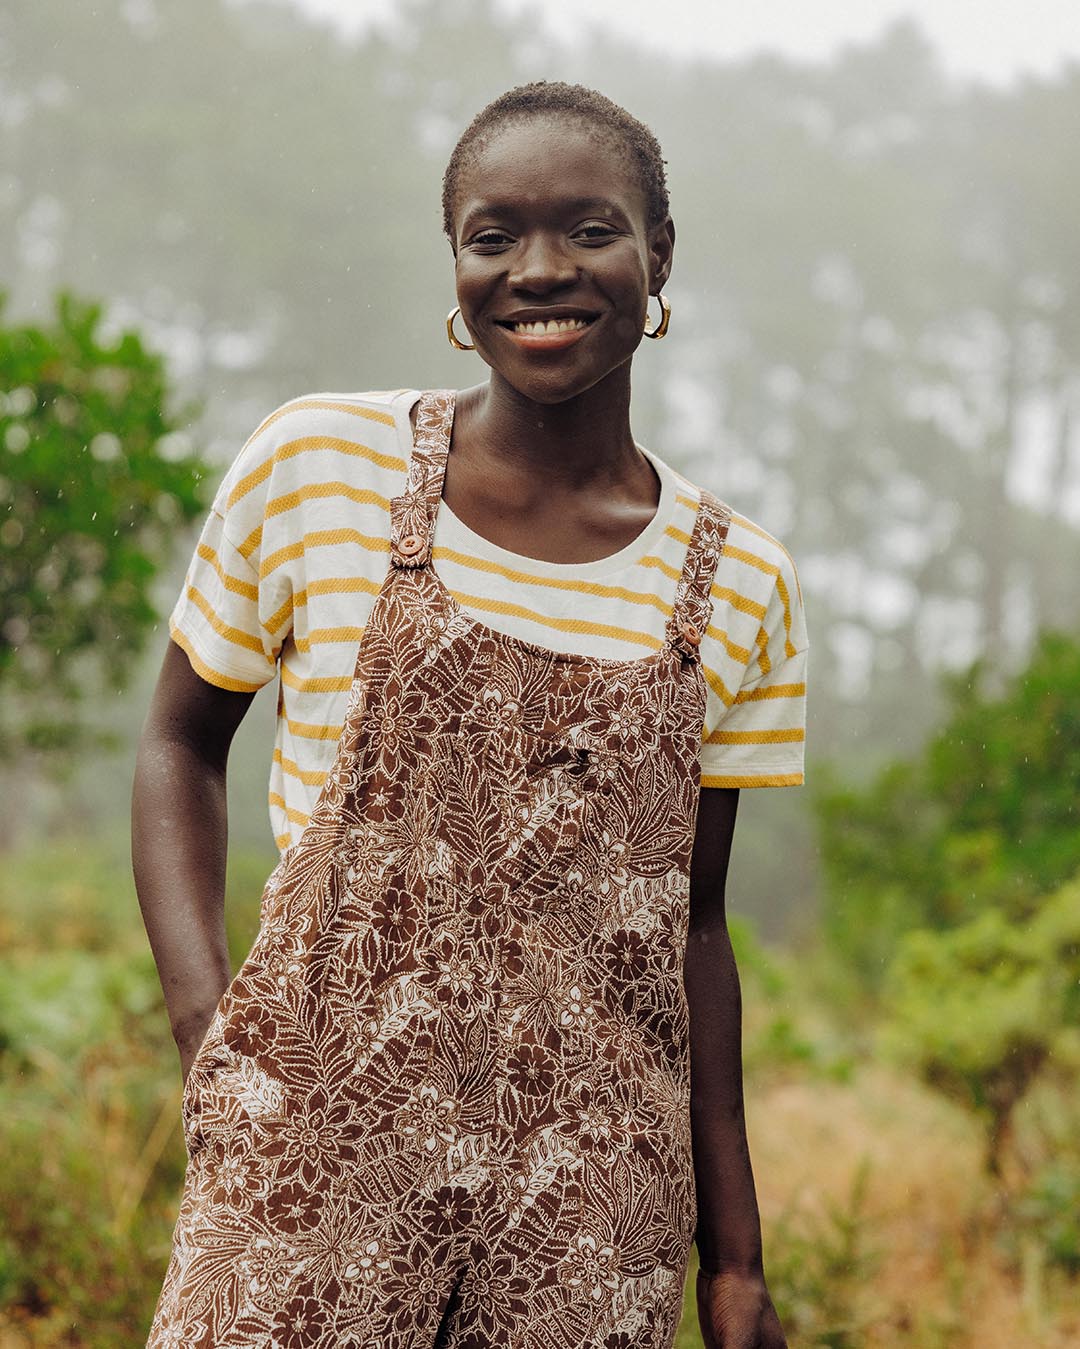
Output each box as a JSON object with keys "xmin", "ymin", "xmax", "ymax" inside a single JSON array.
[{"xmin": 511, "ymin": 318, "xmax": 590, "ymax": 335}]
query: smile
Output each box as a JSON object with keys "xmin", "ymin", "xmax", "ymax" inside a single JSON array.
[{"xmin": 507, "ymin": 318, "xmax": 591, "ymax": 335}]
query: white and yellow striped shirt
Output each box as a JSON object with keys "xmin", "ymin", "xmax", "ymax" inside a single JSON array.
[{"xmin": 170, "ymin": 389, "xmax": 808, "ymax": 852}]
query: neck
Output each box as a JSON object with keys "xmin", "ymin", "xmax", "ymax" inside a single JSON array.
[{"xmin": 455, "ymin": 366, "xmax": 640, "ymax": 488}]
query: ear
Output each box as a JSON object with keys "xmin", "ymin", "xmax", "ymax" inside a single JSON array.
[{"xmin": 648, "ymin": 216, "xmax": 676, "ymax": 293}]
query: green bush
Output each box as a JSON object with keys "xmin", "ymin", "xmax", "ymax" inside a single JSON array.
[
  {"xmin": 817, "ymin": 631, "xmax": 1080, "ymax": 989},
  {"xmin": 880, "ymin": 877, "xmax": 1080, "ymax": 1174},
  {"xmin": 0, "ymin": 836, "xmax": 270, "ymax": 1345}
]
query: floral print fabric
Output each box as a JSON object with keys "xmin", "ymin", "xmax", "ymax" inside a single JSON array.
[{"xmin": 148, "ymin": 390, "xmax": 732, "ymax": 1349}]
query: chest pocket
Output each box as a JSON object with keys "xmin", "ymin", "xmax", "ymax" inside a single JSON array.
[{"xmin": 419, "ymin": 725, "xmax": 613, "ymax": 912}]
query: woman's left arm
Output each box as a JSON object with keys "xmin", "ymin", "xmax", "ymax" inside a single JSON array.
[{"xmin": 686, "ymin": 786, "xmax": 787, "ymax": 1349}]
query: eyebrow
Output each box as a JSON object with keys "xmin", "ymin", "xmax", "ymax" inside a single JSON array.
[{"xmin": 459, "ymin": 197, "xmax": 627, "ymax": 230}]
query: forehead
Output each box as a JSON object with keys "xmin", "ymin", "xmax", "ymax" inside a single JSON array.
[{"xmin": 454, "ymin": 116, "xmax": 647, "ymax": 226}]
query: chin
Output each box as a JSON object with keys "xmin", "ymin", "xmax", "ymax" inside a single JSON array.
[{"xmin": 489, "ymin": 361, "xmax": 627, "ymax": 408}]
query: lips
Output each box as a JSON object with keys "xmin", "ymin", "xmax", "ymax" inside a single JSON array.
[{"xmin": 492, "ymin": 310, "xmax": 599, "ymax": 350}]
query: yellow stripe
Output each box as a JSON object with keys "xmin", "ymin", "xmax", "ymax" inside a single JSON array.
[
  {"xmin": 241, "ymin": 397, "xmax": 398, "ymax": 452},
  {"xmin": 702, "ymin": 666, "xmax": 735, "ymax": 708},
  {"xmin": 195, "ymin": 542, "xmax": 259, "ymax": 602},
  {"xmin": 731, "ymin": 512, "xmax": 803, "ymax": 602},
  {"xmin": 227, "ymin": 435, "xmax": 405, "ymax": 511},
  {"xmin": 275, "ymin": 832, "xmax": 293, "ymax": 850},
  {"xmin": 734, "ymin": 681, "xmax": 805, "ymax": 704},
  {"xmin": 260, "ymin": 531, "xmax": 390, "ymax": 580},
  {"xmin": 184, "ymin": 585, "xmax": 276, "ymax": 663},
  {"xmin": 240, "ymin": 491, "xmax": 395, "ymax": 561},
  {"xmin": 284, "ymin": 716, "xmax": 344, "ymax": 741},
  {"xmin": 719, "ymin": 541, "xmax": 796, "ymax": 655},
  {"xmin": 434, "ymin": 545, "xmax": 674, "ymax": 617},
  {"xmin": 753, "ymin": 625, "xmax": 771, "ymax": 677},
  {"xmin": 701, "ymin": 772, "xmax": 804, "ymax": 789},
  {"xmin": 710, "ymin": 585, "xmax": 766, "ymax": 621},
  {"xmin": 168, "ymin": 623, "xmax": 267, "ymax": 692},
  {"xmin": 704, "ymin": 624, "xmax": 751, "ymax": 665},
  {"xmin": 293, "ymin": 626, "xmax": 366, "ymax": 653},
  {"xmin": 280, "ymin": 664, "xmax": 355, "ymax": 693},
  {"xmin": 705, "ymin": 727, "xmax": 805, "ymax": 745},
  {"xmin": 269, "ymin": 791, "xmax": 311, "ymax": 827},
  {"xmin": 774, "ymin": 572, "xmax": 797, "ymax": 658},
  {"xmin": 263, "ymin": 481, "xmax": 392, "ymax": 523},
  {"xmin": 273, "ymin": 748, "xmax": 329, "ymax": 786},
  {"xmin": 265, "ymin": 577, "xmax": 382, "ymax": 637},
  {"xmin": 447, "ymin": 590, "xmax": 662, "ymax": 650},
  {"xmin": 637, "ymin": 553, "xmax": 681, "ymax": 582}
]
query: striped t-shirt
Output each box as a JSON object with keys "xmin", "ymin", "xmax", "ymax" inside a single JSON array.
[{"xmin": 170, "ymin": 388, "xmax": 808, "ymax": 852}]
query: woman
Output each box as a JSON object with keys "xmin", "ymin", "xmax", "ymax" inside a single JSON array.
[{"xmin": 135, "ymin": 82, "xmax": 805, "ymax": 1349}]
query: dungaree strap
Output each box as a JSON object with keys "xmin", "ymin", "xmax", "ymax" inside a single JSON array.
[
  {"xmin": 666, "ymin": 489, "xmax": 732, "ymax": 661},
  {"xmin": 390, "ymin": 389, "xmax": 456, "ymax": 568}
]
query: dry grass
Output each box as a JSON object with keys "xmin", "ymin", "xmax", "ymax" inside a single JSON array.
[{"xmin": 676, "ymin": 1064, "xmax": 1080, "ymax": 1347}]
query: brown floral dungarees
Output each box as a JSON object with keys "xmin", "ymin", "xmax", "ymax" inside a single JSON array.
[{"xmin": 148, "ymin": 390, "xmax": 732, "ymax": 1349}]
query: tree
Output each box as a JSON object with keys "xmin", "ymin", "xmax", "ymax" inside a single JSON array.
[
  {"xmin": 0, "ymin": 292, "xmax": 209, "ymax": 759},
  {"xmin": 817, "ymin": 630, "xmax": 1080, "ymax": 986},
  {"xmin": 881, "ymin": 877, "xmax": 1080, "ymax": 1175}
]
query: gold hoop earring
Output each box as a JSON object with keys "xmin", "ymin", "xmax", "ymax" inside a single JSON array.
[
  {"xmin": 446, "ymin": 306, "xmax": 475, "ymax": 351},
  {"xmin": 643, "ymin": 293, "xmax": 671, "ymax": 340}
]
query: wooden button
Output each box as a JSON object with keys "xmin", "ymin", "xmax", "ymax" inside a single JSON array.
[
  {"xmin": 398, "ymin": 533, "xmax": 425, "ymax": 557},
  {"xmin": 680, "ymin": 621, "xmax": 702, "ymax": 647}
]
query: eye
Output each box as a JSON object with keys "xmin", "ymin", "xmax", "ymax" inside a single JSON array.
[
  {"xmin": 573, "ymin": 222, "xmax": 619, "ymax": 243},
  {"xmin": 467, "ymin": 228, "xmax": 513, "ymax": 249}
]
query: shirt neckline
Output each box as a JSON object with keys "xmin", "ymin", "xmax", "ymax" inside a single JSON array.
[{"xmin": 392, "ymin": 388, "xmax": 680, "ymax": 581}]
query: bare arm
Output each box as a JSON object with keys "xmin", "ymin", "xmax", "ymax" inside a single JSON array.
[
  {"xmin": 132, "ymin": 640, "xmax": 256, "ymax": 1080},
  {"xmin": 686, "ymin": 786, "xmax": 787, "ymax": 1347}
]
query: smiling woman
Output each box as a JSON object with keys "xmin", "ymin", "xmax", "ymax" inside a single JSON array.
[{"xmin": 135, "ymin": 81, "xmax": 805, "ymax": 1349}]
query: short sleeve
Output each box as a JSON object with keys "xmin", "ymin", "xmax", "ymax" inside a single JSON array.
[
  {"xmin": 168, "ymin": 412, "xmax": 295, "ymax": 691},
  {"xmin": 700, "ymin": 548, "xmax": 808, "ymax": 788}
]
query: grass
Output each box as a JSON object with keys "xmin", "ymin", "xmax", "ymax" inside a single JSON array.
[{"xmin": 1, "ymin": 837, "xmax": 1077, "ymax": 1347}]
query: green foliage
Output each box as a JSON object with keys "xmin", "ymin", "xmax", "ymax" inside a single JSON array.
[
  {"xmin": 0, "ymin": 837, "xmax": 268, "ymax": 1344},
  {"xmin": 0, "ymin": 292, "xmax": 209, "ymax": 760},
  {"xmin": 1012, "ymin": 1164, "xmax": 1080, "ymax": 1276},
  {"xmin": 817, "ymin": 632, "xmax": 1080, "ymax": 985},
  {"xmin": 881, "ymin": 876, "xmax": 1080, "ymax": 1173}
]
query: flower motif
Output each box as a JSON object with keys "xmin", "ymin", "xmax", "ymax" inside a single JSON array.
[
  {"xmin": 559, "ymin": 1232, "xmax": 621, "ymax": 1302},
  {"xmin": 506, "ymin": 1042, "xmax": 556, "ymax": 1097},
  {"xmin": 209, "ymin": 1135, "xmax": 254, "ymax": 1207},
  {"xmin": 462, "ymin": 1254, "xmax": 530, "ymax": 1336},
  {"xmin": 604, "ymin": 928, "xmax": 650, "ymax": 982},
  {"xmin": 421, "ymin": 933, "xmax": 491, "ymax": 1015},
  {"xmin": 260, "ymin": 1180, "xmax": 322, "ymax": 1234},
  {"xmin": 561, "ymin": 1081, "xmax": 633, "ymax": 1159},
  {"xmin": 223, "ymin": 1004, "xmax": 277, "ymax": 1058},
  {"xmin": 343, "ymin": 1237, "xmax": 391, "ymax": 1284},
  {"xmin": 238, "ymin": 1234, "xmax": 299, "ymax": 1305},
  {"xmin": 271, "ymin": 1295, "xmax": 326, "ymax": 1348},
  {"xmin": 262, "ymin": 1089, "xmax": 363, "ymax": 1186},
  {"xmin": 420, "ymin": 1184, "xmax": 476, "ymax": 1237},
  {"xmin": 593, "ymin": 831, "xmax": 631, "ymax": 895},
  {"xmin": 370, "ymin": 887, "xmax": 419, "ymax": 945},
  {"xmin": 396, "ymin": 1083, "xmax": 460, "ymax": 1153},
  {"xmin": 559, "ymin": 983, "xmax": 593, "ymax": 1030}
]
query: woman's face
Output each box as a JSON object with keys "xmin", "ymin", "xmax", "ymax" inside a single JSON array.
[{"xmin": 450, "ymin": 117, "xmax": 675, "ymax": 406}]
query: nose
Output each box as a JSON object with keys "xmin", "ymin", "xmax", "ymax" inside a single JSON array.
[{"xmin": 507, "ymin": 231, "xmax": 578, "ymax": 294}]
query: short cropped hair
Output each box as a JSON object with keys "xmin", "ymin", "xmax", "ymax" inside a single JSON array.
[{"xmin": 442, "ymin": 81, "xmax": 669, "ymax": 239}]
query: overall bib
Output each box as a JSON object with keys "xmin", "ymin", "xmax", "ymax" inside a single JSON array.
[{"xmin": 148, "ymin": 390, "xmax": 732, "ymax": 1349}]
